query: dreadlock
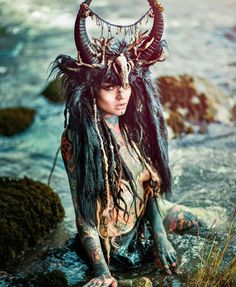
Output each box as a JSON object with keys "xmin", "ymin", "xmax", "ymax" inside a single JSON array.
[{"xmin": 49, "ymin": 43, "xmax": 171, "ymax": 233}]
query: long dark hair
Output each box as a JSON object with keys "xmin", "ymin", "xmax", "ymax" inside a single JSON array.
[{"xmin": 50, "ymin": 51, "xmax": 171, "ymax": 227}]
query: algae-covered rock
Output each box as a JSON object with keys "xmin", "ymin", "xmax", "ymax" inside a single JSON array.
[
  {"xmin": 119, "ymin": 277, "xmax": 153, "ymax": 287},
  {"xmin": 42, "ymin": 78, "xmax": 65, "ymax": 103},
  {"xmin": 0, "ymin": 26, "xmax": 8, "ymax": 36},
  {"xmin": 0, "ymin": 177, "xmax": 64, "ymax": 270},
  {"xmin": 8, "ymin": 270, "xmax": 68, "ymax": 287},
  {"xmin": 166, "ymin": 111, "xmax": 194, "ymax": 138},
  {"xmin": 157, "ymin": 75, "xmax": 232, "ymax": 137},
  {"xmin": 0, "ymin": 107, "xmax": 36, "ymax": 136},
  {"xmin": 33, "ymin": 270, "xmax": 68, "ymax": 287}
]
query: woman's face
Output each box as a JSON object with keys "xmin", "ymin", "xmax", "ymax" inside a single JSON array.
[{"xmin": 97, "ymin": 83, "xmax": 131, "ymax": 116}]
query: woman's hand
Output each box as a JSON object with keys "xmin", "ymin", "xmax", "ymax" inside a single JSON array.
[
  {"xmin": 155, "ymin": 235, "xmax": 179, "ymax": 275},
  {"xmin": 83, "ymin": 274, "xmax": 118, "ymax": 287}
]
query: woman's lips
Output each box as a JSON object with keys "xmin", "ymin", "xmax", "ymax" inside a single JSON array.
[{"xmin": 115, "ymin": 103, "xmax": 127, "ymax": 109}]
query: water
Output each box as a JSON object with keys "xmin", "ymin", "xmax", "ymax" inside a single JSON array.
[{"xmin": 0, "ymin": 0, "xmax": 236, "ymax": 286}]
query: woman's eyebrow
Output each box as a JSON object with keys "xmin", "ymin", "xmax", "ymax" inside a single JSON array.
[
  {"xmin": 102, "ymin": 83, "xmax": 110, "ymax": 86},
  {"xmin": 101, "ymin": 83, "xmax": 114, "ymax": 87}
]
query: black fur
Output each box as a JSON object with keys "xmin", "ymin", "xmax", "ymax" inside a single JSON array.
[{"xmin": 49, "ymin": 43, "xmax": 171, "ymax": 225}]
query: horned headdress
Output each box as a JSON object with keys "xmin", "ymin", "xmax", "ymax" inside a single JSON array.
[
  {"xmin": 72, "ymin": 0, "xmax": 166, "ymax": 88},
  {"xmin": 52, "ymin": 1, "xmax": 172, "ymax": 256}
]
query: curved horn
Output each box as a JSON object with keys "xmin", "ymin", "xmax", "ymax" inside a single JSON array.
[
  {"xmin": 74, "ymin": 0, "xmax": 99, "ymax": 64},
  {"xmin": 138, "ymin": 0, "xmax": 164, "ymax": 62}
]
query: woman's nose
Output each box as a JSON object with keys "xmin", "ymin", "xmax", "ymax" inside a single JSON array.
[{"xmin": 116, "ymin": 87, "xmax": 126, "ymax": 99}]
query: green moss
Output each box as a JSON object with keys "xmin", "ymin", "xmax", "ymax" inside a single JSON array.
[
  {"xmin": 0, "ymin": 177, "xmax": 64, "ymax": 270},
  {"xmin": 0, "ymin": 26, "xmax": 8, "ymax": 36},
  {"xmin": 42, "ymin": 78, "xmax": 65, "ymax": 103},
  {"xmin": 34, "ymin": 270, "xmax": 68, "ymax": 287},
  {"xmin": 0, "ymin": 107, "xmax": 36, "ymax": 136},
  {"xmin": 8, "ymin": 270, "xmax": 68, "ymax": 287},
  {"xmin": 118, "ymin": 277, "xmax": 153, "ymax": 287}
]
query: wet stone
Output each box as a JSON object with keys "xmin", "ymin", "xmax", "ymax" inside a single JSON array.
[
  {"xmin": 119, "ymin": 276, "xmax": 153, "ymax": 287},
  {"xmin": 42, "ymin": 78, "xmax": 65, "ymax": 103},
  {"xmin": 0, "ymin": 177, "xmax": 64, "ymax": 270},
  {"xmin": 0, "ymin": 107, "xmax": 36, "ymax": 136},
  {"xmin": 157, "ymin": 75, "xmax": 232, "ymax": 138}
]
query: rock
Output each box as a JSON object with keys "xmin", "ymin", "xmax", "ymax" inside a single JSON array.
[
  {"xmin": 119, "ymin": 277, "xmax": 153, "ymax": 287},
  {"xmin": 157, "ymin": 75, "xmax": 232, "ymax": 137},
  {"xmin": 7, "ymin": 270, "xmax": 68, "ymax": 287},
  {"xmin": 230, "ymin": 103, "xmax": 236, "ymax": 121},
  {"xmin": 166, "ymin": 110, "xmax": 194, "ymax": 138},
  {"xmin": 0, "ymin": 26, "xmax": 8, "ymax": 36},
  {"xmin": 224, "ymin": 25, "xmax": 236, "ymax": 42},
  {"xmin": 0, "ymin": 177, "xmax": 64, "ymax": 270},
  {"xmin": 0, "ymin": 107, "xmax": 36, "ymax": 136},
  {"xmin": 42, "ymin": 78, "xmax": 65, "ymax": 103}
]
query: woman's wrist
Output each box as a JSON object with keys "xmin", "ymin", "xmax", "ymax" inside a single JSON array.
[
  {"xmin": 153, "ymin": 230, "xmax": 168, "ymax": 242},
  {"xmin": 93, "ymin": 263, "xmax": 111, "ymax": 277}
]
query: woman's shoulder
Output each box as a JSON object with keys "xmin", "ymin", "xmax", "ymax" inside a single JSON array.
[{"xmin": 61, "ymin": 126, "xmax": 73, "ymax": 143}]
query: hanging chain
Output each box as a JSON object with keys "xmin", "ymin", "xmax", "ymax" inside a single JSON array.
[{"xmin": 90, "ymin": 7, "xmax": 152, "ymax": 38}]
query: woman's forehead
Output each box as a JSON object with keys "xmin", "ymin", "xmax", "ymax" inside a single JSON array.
[{"xmin": 101, "ymin": 82, "xmax": 116, "ymax": 86}]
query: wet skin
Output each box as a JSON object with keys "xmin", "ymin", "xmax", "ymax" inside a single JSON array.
[{"xmin": 61, "ymin": 84, "xmax": 178, "ymax": 286}]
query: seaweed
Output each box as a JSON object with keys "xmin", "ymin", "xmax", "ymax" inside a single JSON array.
[{"xmin": 0, "ymin": 177, "xmax": 64, "ymax": 270}]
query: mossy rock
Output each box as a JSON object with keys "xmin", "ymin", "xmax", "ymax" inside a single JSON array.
[
  {"xmin": 158, "ymin": 75, "xmax": 214, "ymax": 123},
  {"xmin": 157, "ymin": 75, "xmax": 232, "ymax": 137},
  {"xmin": 8, "ymin": 270, "xmax": 68, "ymax": 287},
  {"xmin": 0, "ymin": 26, "xmax": 8, "ymax": 36},
  {"xmin": 0, "ymin": 107, "xmax": 36, "ymax": 136},
  {"xmin": 0, "ymin": 177, "xmax": 64, "ymax": 270},
  {"xmin": 119, "ymin": 277, "xmax": 153, "ymax": 287},
  {"xmin": 166, "ymin": 110, "xmax": 194, "ymax": 138},
  {"xmin": 42, "ymin": 78, "xmax": 65, "ymax": 103}
]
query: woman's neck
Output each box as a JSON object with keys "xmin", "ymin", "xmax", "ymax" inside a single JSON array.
[
  {"xmin": 103, "ymin": 114, "xmax": 125, "ymax": 145},
  {"xmin": 103, "ymin": 114, "xmax": 120, "ymax": 131}
]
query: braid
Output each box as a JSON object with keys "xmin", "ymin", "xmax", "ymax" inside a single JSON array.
[{"xmin": 93, "ymin": 99, "xmax": 111, "ymax": 263}]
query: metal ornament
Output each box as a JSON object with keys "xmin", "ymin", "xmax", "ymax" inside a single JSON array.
[{"xmin": 73, "ymin": 0, "xmax": 165, "ymax": 87}]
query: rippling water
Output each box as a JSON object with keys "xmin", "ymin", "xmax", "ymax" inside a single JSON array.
[{"xmin": 0, "ymin": 0, "xmax": 236, "ymax": 286}]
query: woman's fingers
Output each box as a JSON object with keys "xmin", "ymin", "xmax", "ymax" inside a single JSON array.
[
  {"xmin": 168, "ymin": 253, "xmax": 181, "ymax": 274},
  {"xmin": 83, "ymin": 278, "xmax": 101, "ymax": 287},
  {"xmin": 111, "ymin": 279, "xmax": 118, "ymax": 287},
  {"xmin": 83, "ymin": 275, "xmax": 115, "ymax": 287},
  {"xmin": 167, "ymin": 254, "xmax": 175, "ymax": 265},
  {"xmin": 82, "ymin": 278, "xmax": 96, "ymax": 287},
  {"xmin": 157, "ymin": 253, "xmax": 180, "ymax": 275},
  {"xmin": 159, "ymin": 255, "xmax": 172, "ymax": 275},
  {"xmin": 100, "ymin": 278, "xmax": 117, "ymax": 287}
]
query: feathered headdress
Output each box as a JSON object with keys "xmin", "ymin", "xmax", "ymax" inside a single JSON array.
[{"xmin": 69, "ymin": 0, "xmax": 166, "ymax": 88}]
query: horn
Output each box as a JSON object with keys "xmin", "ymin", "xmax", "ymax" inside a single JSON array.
[
  {"xmin": 74, "ymin": 0, "xmax": 99, "ymax": 64},
  {"xmin": 138, "ymin": 0, "xmax": 164, "ymax": 62}
]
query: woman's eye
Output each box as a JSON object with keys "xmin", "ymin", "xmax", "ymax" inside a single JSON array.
[{"xmin": 103, "ymin": 86, "xmax": 115, "ymax": 91}]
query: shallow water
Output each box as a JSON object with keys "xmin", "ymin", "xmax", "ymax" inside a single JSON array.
[{"xmin": 0, "ymin": 0, "xmax": 236, "ymax": 286}]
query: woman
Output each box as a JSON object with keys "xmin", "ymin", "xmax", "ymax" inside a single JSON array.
[{"xmin": 52, "ymin": 0, "xmax": 198, "ymax": 286}]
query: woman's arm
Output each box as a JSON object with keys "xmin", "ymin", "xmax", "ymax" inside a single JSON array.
[
  {"xmin": 61, "ymin": 130, "xmax": 117, "ymax": 286},
  {"xmin": 146, "ymin": 197, "xmax": 179, "ymax": 275},
  {"xmin": 75, "ymin": 210, "xmax": 110, "ymax": 276}
]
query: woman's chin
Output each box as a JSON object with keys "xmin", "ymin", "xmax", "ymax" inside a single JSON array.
[{"xmin": 115, "ymin": 107, "xmax": 127, "ymax": 116}]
